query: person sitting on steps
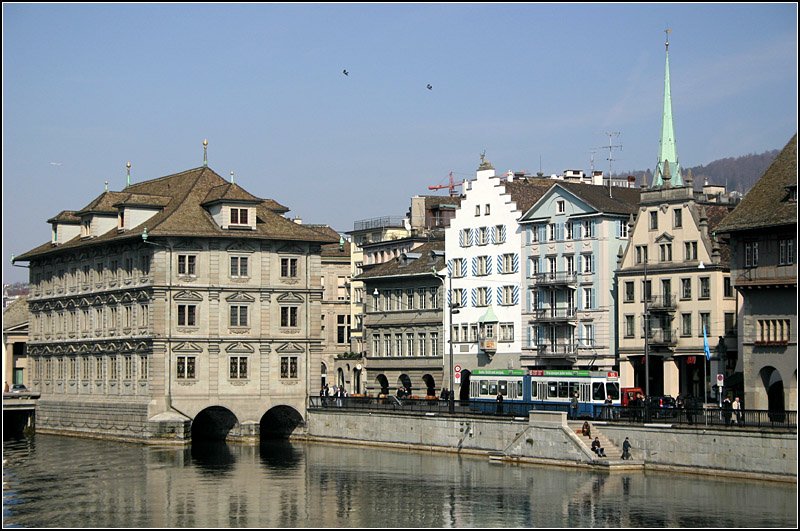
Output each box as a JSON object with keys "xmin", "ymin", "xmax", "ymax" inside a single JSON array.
[
  {"xmin": 591, "ymin": 437, "xmax": 606, "ymax": 457},
  {"xmin": 581, "ymin": 421, "xmax": 591, "ymax": 439}
]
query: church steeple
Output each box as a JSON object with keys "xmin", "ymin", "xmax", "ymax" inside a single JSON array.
[{"xmin": 652, "ymin": 28, "xmax": 683, "ymax": 188}]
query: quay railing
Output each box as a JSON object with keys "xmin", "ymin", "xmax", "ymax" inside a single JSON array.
[{"xmin": 308, "ymin": 396, "xmax": 797, "ymax": 430}]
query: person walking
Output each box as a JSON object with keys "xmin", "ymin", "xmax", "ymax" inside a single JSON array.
[
  {"xmin": 622, "ymin": 437, "xmax": 632, "ymax": 460},
  {"xmin": 722, "ymin": 396, "xmax": 733, "ymax": 427},
  {"xmin": 570, "ymin": 392, "xmax": 579, "ymax": 420},
  {"xmin": 733, "ymin": 396, "xmax": 743, "ymax": 425},
  {"xmin": 495, "ymin": 392, "xmax": 504, "ymax": 415}
]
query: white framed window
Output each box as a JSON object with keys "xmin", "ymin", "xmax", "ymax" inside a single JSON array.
[
  {"xmin": 566, "ymin": 222, "xmax": 574, "ymax": 240},
  {"xmin": 453, "ymin": 258, "xmax": 465, "ymax": 278},
  {"xmin": 583, "ymin": 220, "xmax": 594, "ymax": 238},
  {"xmin": 476, "ymin": 256, "xmax": 489, "ymax": 276},
  {"xmin": 501, "ymin": 285, "xmax": 515, "ymax": 305},
  {"xmin": 477, "ymin": 287, "xmax": 489, "ymax": 306},
  {"xmin": 230, "ymin": 356, "xmax": 248, "ymax": 379},
  {"xmin": 418, "ymin": 333, "xmax": 427, "ymax": 357},
  {"xmin": 500, "ymin": 323, "xmax": 514, "ymax": 341},
  {"xmin": 582, "ymin": 254, "xmax": 594, "ymax": 273},
  {"xmin": 778, "ymin": 238, "xmax": 794, "ymax": 265},
  {"xmin": 230, "ymin": 207, "xmax": 249, "ymax": 225},
  {"xmin": 460, "ymin": 229, "xmax": 472, "ymax": 247},
  {"xmin": 478, "ymin": 227, "xmax": 489, "ymax": 245},
  {"xmin": 494, "ymin": 225, "xmax": 505, "ymax": 244},
  {"xmin": 177, "ymin": 254, "xmax": 196, "ymax": 276},
  {"xmin": 557, "ymin": 200, "xmax": 565, "ymax": 214},
  {"xmin": 230, "ymin": 256, "xmax": 249, "ymax": 277}
]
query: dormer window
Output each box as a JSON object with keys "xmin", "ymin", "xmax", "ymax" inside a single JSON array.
[
  {"xmin": 81, "ymin": 220, "xmax": 92, "ymax": 238},
  {"xmin": 118, "ymin": 211, "xmax": 125, "ymax": 231},
  {"xmin": 230, "ymin": 207, "xmax": 249, "ymax": 225}
]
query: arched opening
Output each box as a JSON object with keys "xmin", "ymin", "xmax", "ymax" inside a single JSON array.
[
  {"xmin": 422, "ymin": 374, "xmax": 436, "ymax": 397},
  {"xmin": 375, "ymin": 374, "xmax": 389, "ymax": 396},
  {"xmin": 321, "ymin": 362, "xmax": 328, "ymax": 389},
  {"xmin": 398, "ymin": 374, "xmax": 412, "ymax": 394},
  {"xmin": 192, "ymin": 406, "xmax": 239, "ymax": 441},
  {"xmin": 337, "ymin": 367, "xmax": 345, "ymax": 389},
  {"xmin": 459, "ymin": 369, "xmax": 472, "ymax": 403},
  {"xmin": 760, "ymin": 366, "xmax": 785, "ymax": 419},
  {"xmin": 260, "ymin": 405, "xmax": 304, "ymax": 440},
  {"xmin": 353, "ymin": 366, "xmax": 363, "ymax": 394}
]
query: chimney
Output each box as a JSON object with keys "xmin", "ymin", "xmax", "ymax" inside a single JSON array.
[{"xmin": 293, "ymin": 217, "xmax": 303, "ymax": 224}]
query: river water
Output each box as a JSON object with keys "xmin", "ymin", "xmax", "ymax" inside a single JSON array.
[{"xmin": 2, "ymin": 434, "xmax": 796, "ymax": 528}]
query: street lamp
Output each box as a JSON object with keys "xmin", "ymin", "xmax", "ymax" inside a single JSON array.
[
  {"xmin": 142, "ymin": 228, "xmax": 175, "ymax": 412},
  {"xmin": 643, "ymin": 256, "xmax": 650, "ymax": 399},
  {"xmin": 432, "ymin": 268, "xmax": 459, "ymax": 414}
]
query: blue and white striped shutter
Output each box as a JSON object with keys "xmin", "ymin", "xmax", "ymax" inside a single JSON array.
[
  {"xmin": 512, "ymin": 253, "xmax": 519, "ymax": 273},
  {"xmin": 500, "ymin": 225, "xmax": 507, "ymax": 242},
  {"xmin": 486, "ymin": 256, "xmax": 493, "ymax": 275},
  {"xmin": 447, "ymin": 259, "xmax": 453, "ymax": 277},
  {"xmin": 488, "ymin": 226, "xmax": 495, "ymax": 244},
  {"xmin": 496, "ymin": 255, "xmax": 503, "ymax": 274},
  {"xmin": 470, "ymin": 288, "xmax": 477, "ymax": 307},
  {"xmin": 461, "ymin": 289, "xmax": 467, "ymax": 307},
  {"xmin": 513, "ymin": 285, "xmax": 519, "ymax": 305},
  {"xmin": 459, "ymin": 230, "xmax": 465, "ymax": 247},
  {"xmin": 471, "ymin": 257, "xmax": 478, "ymax": 276},
  {"xmin": 495, "ymin": 286, "xmax": 501, "ymax": 305},
  {"xmin": 470, "ymin": 229, "xmax": 476, "ymax": 246},
  {"xmin": 447, "ymin": 288, "xmax": 451, "ymax": 306}
]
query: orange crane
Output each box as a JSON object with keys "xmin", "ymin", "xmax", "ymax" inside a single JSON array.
[{"xmin": 428, "ymin": 172, "xmax": 462, "ymax": 196}]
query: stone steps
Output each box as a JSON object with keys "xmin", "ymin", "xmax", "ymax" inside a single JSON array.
[{"xmin": 569, "ymin": 421, "xmax": 623, "ymax": 460}]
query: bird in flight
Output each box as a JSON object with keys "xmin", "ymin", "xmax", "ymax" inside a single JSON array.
[
  {"xmin": 426, "ymin": 84, "xmax": 432, "ymax": 90},
  {"xmin": 343, "ymin": 69, "xmax": 349, "ymax": 76}
]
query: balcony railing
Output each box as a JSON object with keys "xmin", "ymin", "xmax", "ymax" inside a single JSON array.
[
  {"xmin": 649, "ymin": 294, "xmax": 677, "ymax": 311},
  {"xmin": 530, "ymin": 307, "xmax": 577, "ymax": 322},
  {"xmin": 648, "ymin": 328, "xmax": 678, "ymax": 346},
  {"xmin": 529, "ymin": 272, "xmax": 578, "ymax": 286}
]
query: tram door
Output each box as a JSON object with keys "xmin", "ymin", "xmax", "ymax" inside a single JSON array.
[{"xmin": 580, "ymin": 383, "xmax": 592, "ymax": 416}]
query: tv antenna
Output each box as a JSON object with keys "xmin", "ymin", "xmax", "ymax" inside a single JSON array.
[{"xmin": 594, "ymin": 132, "xmax": 622, "ymax": 197}]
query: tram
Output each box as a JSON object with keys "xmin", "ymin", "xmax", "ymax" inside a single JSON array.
[{"xmin": 468, "ymin": 369, "xmax": 621, "ymax": 418}]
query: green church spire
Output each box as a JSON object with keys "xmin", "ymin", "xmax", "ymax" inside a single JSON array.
[{"xmin": 653, "ymin": 29, "xmax": 683, "ymax": 188}]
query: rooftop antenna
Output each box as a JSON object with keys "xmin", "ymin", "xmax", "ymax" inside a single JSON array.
[
  {"xmin": 595, "ymin": 132, "xmax": 622, "ymax": 198},
  {"xmin": 589, "ymin": 149, "xmax": 597, "ymax": 175}
]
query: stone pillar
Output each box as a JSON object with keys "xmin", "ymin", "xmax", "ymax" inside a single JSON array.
[{"xmin": 663, "ymin": 358, "xmax": 680, "ymax": 397}]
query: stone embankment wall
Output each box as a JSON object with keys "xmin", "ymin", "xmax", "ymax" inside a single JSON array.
[{"xmin": 305, "ymin": 409, "xmax": 796, "ymax": 482}]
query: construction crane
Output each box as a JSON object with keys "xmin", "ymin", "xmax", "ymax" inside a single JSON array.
[{"xmin": 428, "ymin": 171, "xmax": 462, "ymax": 196}]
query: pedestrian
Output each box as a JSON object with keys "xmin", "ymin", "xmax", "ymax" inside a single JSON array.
[
  {"xmin": 581, "ymin": 421, "xmax": 591, "ymax": 439},
  {"xmin": 570, "ymin": 392, "xmax": 579, "ymax": 420},
  {"xmin": 685, "ymin": 395, "xmax": 695, "ymax": 425},
  {"xmin": 722, "ymin": 395, "xmax": 733, "ymax": 427},
  {"xmin": 440, "ymin": 387, "xmax": 448, "ymax": 400},
  {"xmin": 591, "ymin": 437, "xmax": 606, "ymax": 457},
  {"xmin": 603, "ymin": 394, "xmax": 613, "ymax": 420},
  {"xmin": 622, "ymin": 437, "xmax": 632, "ymax": 460},
  {"xmin": 733, "ymin": 396, "xmax": 743, "ymax": 425},
  {"xmin": 496, "ymin": 392, "xmax": 504, "ymax": 415},
  {"xmin": 3, "ymin": 381, "xmax": 9, "ymax": 393}
]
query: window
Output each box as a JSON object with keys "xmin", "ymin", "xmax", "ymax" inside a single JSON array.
[
  {"xmin": 140, "ymin": 255, "xmax": 151, "ymax": 276},
  {"xmin": 501, "ymin": 254, "xmax": 515, "ymax": 274},
  {"xmin": 430, "ymin": 333, "xmax": 439, "ymax": 356},
  {"xmin": 418, "ymin": 333, "xmax": 427, "ymax": 356},
  {"xmin": 699, "ymin": 277, "xmax": 710, "ymax": 299},
  {"xmin": 383, "ymin": 335, "xmax": 391, "ymax": 357},
  {"xmin": 565, "ymin": 255, "xmax": 574, "ymax": 274},
  {"xmin": 557, "ymin": 200, "xmax": 565, "ymax": 214},
  {"xmin": 281, "ymin": 258, "xmax": 298, "ymax": 277},
  {"xmin": 582, "ymin": 220, "xmax": 594, "ymax": 238},
  {"xmin": 582, "ymin": 254, "xmax": 594, "ymax": 273},
  {"xmin": 649, "ymin": 211, "xmax": 658, "ymax": 230},
  {"xmin": 618, "ymin": 221, "xmax": 629, "ymax": 239},
  {"xmin": 684, "ymin": 241, "xmax": 698, "ymax": 261},
  {"xmin": 548, "ymin": 224, "xmax": 556, "ymax": 241},
  {"xmin": 659, "ymin": 243, "xmax": 672, "ymax": 262},
  {"xmin": 757, "ymin": 319, "xmax": 791, "ymax": 344},
  {"xmin": 724, "ymin": 312, "xmax": 736, "ymax": 336},
  {"xmin": 280, "ymin": 306, "xmax": 298, "ymax": 327},
  {"xmin": 485, "ymin": 204, "xmax": 491, "ymax": 215},
  {"xmin": 582, "ymin": 324, "xmax": 594, "ymax": 346},
  {"xmin": 230, "ymin": 357, "xmax": 248, "ymax": 379},
  {"xmin": 681, "ymin": 278, "xmax": 692, "ymax": 299},
  {"xmin": 635, "ymin": 246, "xmax": 648, "ymax": 265},
  {"xmin": 501, "ymin": 286, "xmax": 515, "ymax": 305},
  {"xmin": 406, "ymin": 334, "xmax": 414, "ymax": 356},
  {"xmin": 566, "ymin": 222, "xmax": 574, "ymax": 240},
  {"xmin": 673, "ymin": 208, "xmax": 682, "ymax": 228},
  {"xmin": 430, "ymin": 287, "xmax": 439, "ymax": 308},
  {"xmin": 500, "ymin": 323, "xmax": 514, "ymax": 341},
  {"xmin": 476, "ymin": 256, "xmax": 488, "ymax": 276},
  {"xmin": 723, "ymin": 277, "xmax": 733, "ymax": 298},
  {"xmin": 641, "ymin": 280, "xmax": 652, "ymax": 302},
  {"xmin": 372, "ymin": 335, "xmax": 380, "ymax": 357},
  {"xmin": 470, "ymin": 324, "xmax": 479, "ymax": 342},
  {"xmin": 531, "ymin": 225, "xmax": 540, "ymax": 243},
  {"xmin": 418, "ymin": 288, "xmax": 427, "ymax": 309},
  {"xmin": 744, "ymin": 241, "xmax": 758, "ymax": 268},
  {"xmin": 681, "ymin": 313, "xmax": 692, "ymax": 337},
  {"xmin": 176, "ymin": 356, "xmax": 197, "ymax": 380},
  {"xmin": 337, "ymin": 276, "xmax": 349, "ymax": 301},
  {"xmin": 177, "ymin": 305, "xmax": 197, "ymax": 326},
  {"xmin": 337, "ymin": 315, "xmax": 350, "ymax": 344},
  {"xmin": 624, "ymin": 281, "xmax": 635, "ymax": 303},
  {"xmin": 582, "ymin": 287, "xmax": 595, "ymax": 309},
  {"xmin": 475, "ymin": 205, "xmax": 481, "ymax": 216},
  {"xmin": 625, "ymin": 315, "xmax": 635, "ymax": 338},
  {"xmin": 477, "ymin": 287, "xmax": 489, "ymax": 306},
  {"xmin": 452, "ymin": 289, "xmax": 465, "ymax": 308},
  {"xmin": 177, "ymin": 255, "xmax": 196, "ymax": 276},
  {"xmin": 230, "ymin": 256, "xmax": 249, "ymax": 277},
  {"xmin": 230, "ymin": 305, "xmax": 249, "ymax": 327},
  {"xmin": 394, "ymin": 334, "xmax": 402, "ymax": 355},
  {"xmin": 699, "ymin": 313, "xmax": 710, "ymax": 336},
  {"xmin": 124, "ymin": 355, "xmax": 133, "ymax": 380},
  {"xmin": 460, "ymin": 229, "xmax": 472, "ymax": 247},
  {"xmin": 478, "ymin": 227, "xmax": 488, "ymax": 245},
  {"xmin": 230, "ymin": 207, "xmax": 249, "ymax": 225},
  {"xmin": 779, "ymin": 238, "xmax": 794, "ymax": 265},
  {"xmin": 110, "ymin": 356, "xmax": 118, "ymax": 380},
  {"xmin": 139, "ymin": 304, "xmax": 149, "ymax": 328},
  {"xmin": 406, "ymin": 289, "xmax": 414, "ymax": 310},
  {"xmin": 280, "ymin": 356, "xmax": 298, "ymax": 379},
  {"xmin": 453, "ymin": 258, "xmax": 465, "ymax": 278},
  {"xmin": 139, "ymin": 355, "xmax": 149, "ymax": 380}
]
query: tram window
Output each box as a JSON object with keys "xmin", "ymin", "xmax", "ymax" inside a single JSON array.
[
  {"xmin": 548, "ymin": 382, "xmax": 558, "ymax": 399},
  {"xmin": 532, "ymin": 383, "xmax": 538, "ymax": 399},
  {"xmin": 607, "ymin": 382, "xmax": 620, "ymax": 400},
  {"xmin": 489, "ymin": 382, "xmax": 498, "ymax": 395},
  {"xmin": 569, "ymin": 382, "xmax": 579, "ymax": 398},
  {"xmin": 498, "ymin": 380, "xmax": 507, "ymax": 396},
  {"xmin": 480, "ymin": 380, "xmax": 489, "ymax": 396},
  {"xmin": 558, "ymin": 382, "xmax": 570, "ymax": 398},
  {"xmin": 516, "ymin": 381, "xmax": 523, "ymax": 398},
  {"xmin": 592, "ymin": 382, "xmax": 606, "ymax": 401}
]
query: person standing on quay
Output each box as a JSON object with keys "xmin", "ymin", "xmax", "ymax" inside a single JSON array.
[
  {"xmin": 570, "ymin": 392, "xmax": 579, "ymax": 420},
  {"xmin": 622, "ymin": 437, "xmax": 632, "ymax": 460},
  {"xmin": 496, "ymin": 391, "xmax": 504, "ymax": 415},
  {"xmin": 722, "ymin": 395, "xmax": 733, "ymax": 427},
  {"xmin": 733, "ymin": 396, "xmax": 743, "ymax": 425}
]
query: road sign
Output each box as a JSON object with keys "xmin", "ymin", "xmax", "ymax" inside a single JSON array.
[
  {"xmin": 454, "ymin": 364, "xmax": 462, "ymax": 373},
  {"xmin": 454, "ymin": 372, "xmax": 461, "ymax": 383},
  {"xmin": 716, "ymin": 373, "xmax": 724, "ymax": 387}
]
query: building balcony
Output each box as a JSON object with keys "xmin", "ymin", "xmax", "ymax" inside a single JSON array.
[
  {"xmin": 529, "ymin": 272, "xmax": 578, "ymax": 287},
  {"xmin": 648, "ymin": 294, "xmax": 677, "ymax": 312},
  {"xmin": 529, "ymin": 307, "xmax": 577, "ymax": 322},
  {"xmin": 647, "ymin": 328, "xmax": 678, "ymax": 346}
]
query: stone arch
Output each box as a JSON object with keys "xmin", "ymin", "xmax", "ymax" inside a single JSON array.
[
  {"xmin": 375, "ymin": 374, "xmax": 389, "ymax": 396},
  {"xmin": 759, "ymin": 366, "xmax": 785, "ymax": 415},
  {"xmin": 260, "ymin": 405, "xmax": 304, "ymax": 440},
  {"xmin": 397, "ymin": 373, "xmax": 412, "ymax": 394},
  {"xmin": 422, "ymin": 374, "xmax": 437, "ymax": 397},
  {"xmin": 192, "ymin": 406, "xmax": 240, "ymax": 441},
  {"xmin": 320, "ymin": 361, "xmax": 328, "ymax": 389}
]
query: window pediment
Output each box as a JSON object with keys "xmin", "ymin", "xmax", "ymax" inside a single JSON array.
[
  {"xmin": 277, "ymin": 292, "xmax": 304, "ymax": 303},
  {"xmin": 173, "ymin": 342, "xmax": 203, "ymax": 353},
  {"xmin": 225, "ymin": 292, "xmax": 256, "ymax": 303},
  {"xmin": 173, "ymin": 290, "xmax": 203, "ymax": 302},
  {"xmin": 225, "ymin": 342, "xmax": 255, "ymax": 353},
  {"xmin": 276, "ymin": 342, "xmax": 305, "ymax": 353},
  {"xmin": 655, "ymin": 232, "xmax": 674, "ymax": 243}
]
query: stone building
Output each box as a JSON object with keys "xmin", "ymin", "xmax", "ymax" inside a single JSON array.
[
  {"xmin": 3, "ymin": 296, "xmax": 29, "ymax": 389},
  {"xmin": 12, "ymin": 162, "xmax": 336, "ymax": 441},
  {"xmin": 714, "ymin": 134, "xmax": 797, "ymax": 413}
]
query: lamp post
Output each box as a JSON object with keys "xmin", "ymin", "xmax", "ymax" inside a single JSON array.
[
  {"xmin": 643, "ymin": 256, "xmax": 649, "ymax": 399},
  {"xmin": 433, "ymin": 268, "xmax": 458, "ymax": 414},
  {"xmin": 142, "ymin": 228, "xmax": 174, "ymax": 412}
]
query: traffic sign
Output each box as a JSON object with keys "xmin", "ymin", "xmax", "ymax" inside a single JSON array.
[
  {"xmin": 454, "ymin": 372, "xmax": 462, "ymax": 383},
  {"xmin": 454, "ymin": 364, "xmax": 462, "ymax": 373},
  {"xmin": 716, "ymin": 373, "xmax": 724, "ymax": 387}
]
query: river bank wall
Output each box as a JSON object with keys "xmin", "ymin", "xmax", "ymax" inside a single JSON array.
[{"xmin": 304, "ymin": 409, "xmax": 797, "ymax": 483}]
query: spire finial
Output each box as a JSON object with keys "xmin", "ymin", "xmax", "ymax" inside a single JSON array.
[
  {"xmin": 203, "ymin": 139, "xmax": 208, "ymax": 167},
  {"xmin": 665, "ymin": 27, "xmax": 671, "ymax": 51},
  {"xmin": 126, "ymin": 161, "xmax": 132, "ymax": 187},
  {"xmin": 104, "ymin": 180, "xmax": 109, "ymax": 192},
  {"xmin": 230, "ymin": 171, "xmax": 235, "ymax": 184}
]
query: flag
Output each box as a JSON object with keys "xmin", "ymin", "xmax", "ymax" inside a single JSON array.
[{"xmin": 703, "ymin": 324, "xmax": 711, "ymax": 361}]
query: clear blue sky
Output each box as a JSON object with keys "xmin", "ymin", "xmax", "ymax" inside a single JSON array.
[{"xmin": 2, "ymin": 3, "xmax": 797, "ymax": 284}]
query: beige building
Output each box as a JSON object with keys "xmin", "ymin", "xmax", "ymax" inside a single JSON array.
[
  {"xmin": 12, "ymin": 163, "xmax": 336, "ymax": 441},
  {"xmin": 714, "ymin": 134, "xmax": 797, "ymax": 413},
  {"xmin": 3, "ymin": 296, "xmax": 29, "ymax": 389}
]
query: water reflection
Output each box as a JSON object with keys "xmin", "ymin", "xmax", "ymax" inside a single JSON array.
[{"xmin": 1, "ymin": 435, "xmax": 796, "ymax": 528}]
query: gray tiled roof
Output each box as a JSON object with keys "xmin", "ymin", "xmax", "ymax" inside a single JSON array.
[
  {"xmin": 46, "ymin": 210, "xmax": 81, "ymax": 224},
  {"xmin": 715, "ymin": 134, "xmax": 798, "ymax": 233},
  {"xmin": 14, "ymin": 166, "xmax": 336, "ymax": 262},
  {"xmin": 2, "ymin": 296, "xmax": 29, "ymax": 330},
  {"xmin": 556, "ymin": 181, "xmax": 641, "ymax": 215},
  {"xmin": 502, "ymin": 178, "xmax": 555, "ymax": 213},
  {"xmin": 354, "ymin": 241, "xmax": 445, "ymax": 280}
]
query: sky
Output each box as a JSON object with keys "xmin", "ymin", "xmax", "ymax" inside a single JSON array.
[{"xmin": 2, "ymin": 3, "xmax": 797, "ymax": 285}]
